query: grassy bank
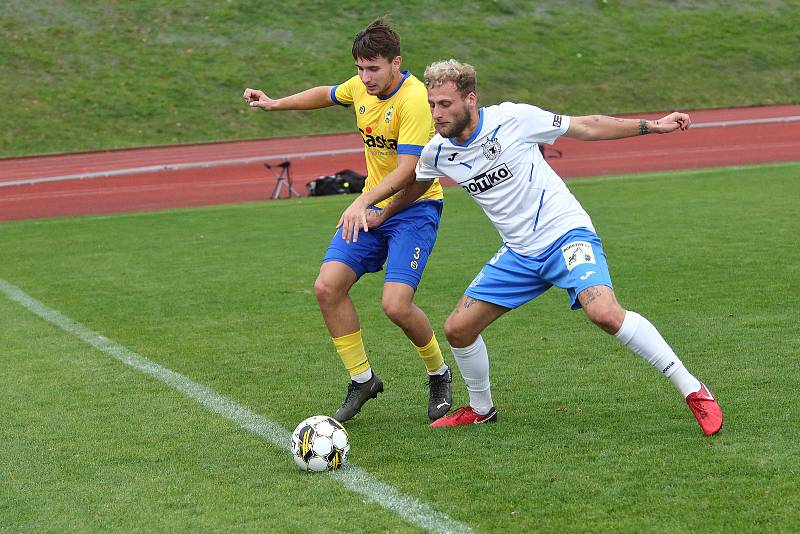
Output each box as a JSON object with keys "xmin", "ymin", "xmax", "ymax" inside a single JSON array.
[{"xmin": 1, "ymin": 0, "xmax": 798, "ymax": 156}]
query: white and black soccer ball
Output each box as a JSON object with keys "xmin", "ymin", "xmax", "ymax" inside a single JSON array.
[{"xmin": 290, "ymin": 415, "xmax": 350, "ymax": 472}]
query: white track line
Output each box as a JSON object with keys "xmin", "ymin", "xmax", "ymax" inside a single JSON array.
[
  {"xmin": 690, "ymin": 115, "xmax": 800, "ymax": 128},
  {"xmin": 0, "ymin": 277, "xmax": 473, "ymax": 534},
  {"xmin": 0, "ymin": 147, "xmax": 363, "ymax": 188},
  {"xmin": 2, "ymin": 115, "xmax": 798, "ymax": 188},
  {"xmin": 0, "ymin": 177, "xmax": 275, "ymax": 203}
]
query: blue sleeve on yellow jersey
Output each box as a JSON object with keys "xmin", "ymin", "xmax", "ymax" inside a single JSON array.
[
  {"xmin": 395, "ymin": 78, "xmax": 435, "ymax": 157},
  {"xmin": 397, "ymin": 144, "xmax": 423, "ymax": 156},
  {"xmin": 332, "ymin": 76, "xmax": 361, "ymax": 107},
  {"xmin": 329, "ymin": 85, "xmax": 349, "ymax": 107}
]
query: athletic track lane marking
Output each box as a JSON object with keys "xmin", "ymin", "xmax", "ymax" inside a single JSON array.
[{"xmin": 2, "ymin": 115, "xmax": 798, "ymax": 188}]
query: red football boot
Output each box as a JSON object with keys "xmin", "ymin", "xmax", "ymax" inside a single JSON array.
[
  {"xmin": 686, "ymin": 383, "xmax": 723, "ymax": 436},
  {"xmin": 429, "ymin": 405, "xmax": 497, "ymax": 428}
]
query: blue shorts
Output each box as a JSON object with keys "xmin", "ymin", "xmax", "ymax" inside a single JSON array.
[
  {"xmin": 464, "ymin": 228, "xmax": 614, "ymax": 310},
  {"xmin": 322, "ymin": 200, "xmax": 443, "ymax": 289}
]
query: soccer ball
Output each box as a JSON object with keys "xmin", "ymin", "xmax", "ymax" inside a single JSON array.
[{"xmin": 290, "ymin": 415, "xmax": 350, "ymax": 472}]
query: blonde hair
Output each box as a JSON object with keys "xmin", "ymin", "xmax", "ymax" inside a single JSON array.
[{"xmin": 423, "ymin": 59, "xmax": 476, "ymax": 97}]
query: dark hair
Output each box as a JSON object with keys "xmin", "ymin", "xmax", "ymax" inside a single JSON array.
[{"xmin": 352, "ymin": 18, "xmax": 400, "ymax": 61}]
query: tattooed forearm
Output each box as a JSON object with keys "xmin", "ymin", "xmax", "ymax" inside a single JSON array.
[
  {"xmin": 591, "ymin": 115, "xmax": 625, "ymax": 124},
  {"xmin": 384, "ymin": 188, "xmax": 403, "ymax": 205},
  {"xmin": 374, "ymin": 188, "xmax": 407, "ymax": 222},
  {"xmin": 385, "ymin": 188, "xmax": 405, "ymax": 208},
  {"xmin": 639, "ymin": 119, "xmax": 650, "ymax": 135}
]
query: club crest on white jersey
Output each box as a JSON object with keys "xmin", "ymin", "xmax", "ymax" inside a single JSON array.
[{"xmin": 481, "ymin": 137, "xmax": 502, "ymax": 160}]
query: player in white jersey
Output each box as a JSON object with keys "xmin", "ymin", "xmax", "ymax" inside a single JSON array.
[{"xmin": 341, "ymin": 59, "xmax": 723, "ymax": 436}]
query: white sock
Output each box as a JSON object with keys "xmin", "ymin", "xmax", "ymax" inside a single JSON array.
[
  {"xmin": 451, "ymin": 335, "xmax": 493, "ymax": 414},
  {"xmin": 614, "ymin": 311, "xmax": 701, "ymax": 397},
  {"xmin": 427, "ymin": 363, "xmax": 449, "ymax": 376},
  {"xmin": 351, "ymin": 368, "xmax": 373, "ymax": 384}
]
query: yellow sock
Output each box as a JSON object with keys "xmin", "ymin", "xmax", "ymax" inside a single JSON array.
[
  {"xmin": 332, "ymin": 330, "xmax": 370, "ymax": 377},
  {"xmin": 414, "ymin": 334, "xmax": 445, "ymax": 373}
]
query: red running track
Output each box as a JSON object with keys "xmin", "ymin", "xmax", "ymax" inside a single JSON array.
[{"xmin": 1, "ymin": 105, "xmax": 798, "ymax": 221}]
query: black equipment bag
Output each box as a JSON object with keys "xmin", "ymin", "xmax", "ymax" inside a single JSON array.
[{"xmin": 306, "ymin": 169, "xmax": 366, "ymax": 196}]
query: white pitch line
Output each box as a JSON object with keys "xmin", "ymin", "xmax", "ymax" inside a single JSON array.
[
  {"xmin": 0, "ymin": 277, "xmax": 473, "ymax": 534},
  {"xmin": 2, "ymin": 114, "xmax": 799, "ymax": 188}
]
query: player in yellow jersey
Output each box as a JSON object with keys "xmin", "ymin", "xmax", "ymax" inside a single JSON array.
[{"xmin": 243, "ymin": 19, "xmax": 451, "ymax": 422}]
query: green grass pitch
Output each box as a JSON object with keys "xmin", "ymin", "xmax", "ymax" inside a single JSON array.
[{"xmin": 1, "ymin": 163, "xmax": 799, "ymax": 532}]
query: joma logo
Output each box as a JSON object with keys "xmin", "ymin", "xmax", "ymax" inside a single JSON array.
[{"xmin": 461, "ymin": 163, "xmax": 513, "ymax": 195}]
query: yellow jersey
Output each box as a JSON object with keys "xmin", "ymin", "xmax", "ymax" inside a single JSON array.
[{"xmin": 330, "ymin": 71, "xmax": 444, "ymax": 209}]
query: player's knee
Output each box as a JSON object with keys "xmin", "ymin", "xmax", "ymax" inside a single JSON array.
[
  {"xmin": 586, "ymin": 305, "xmax": 624, "ymax": 334},
  {"xmin": 381, "ymin": 297, "xmax": 411, "ymax": 325},
  {"xmin": 314, "ymin": 276, "xmax": 342, "ymax": 305},
  {"xmin": 444, "ymin": 317, "xmax": 475, "ymax": 348}
]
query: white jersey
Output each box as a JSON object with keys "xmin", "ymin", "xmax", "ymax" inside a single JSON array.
[{"xmin": 416, "ymin": 102, "xmax": 594, "ymax": 257}]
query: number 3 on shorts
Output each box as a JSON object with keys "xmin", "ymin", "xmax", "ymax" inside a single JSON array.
[{"xmin": 489, "ymin": 246, "xmax": 508, "ymax": 265}]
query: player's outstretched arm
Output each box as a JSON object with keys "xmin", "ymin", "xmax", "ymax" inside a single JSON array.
[
  {"xmin": 565, "ymin": 111, "xmax": 691, "ymax": 141},
  {"xmin": 243, "ymin": 86, "xmax": 334, "ymax": 111},
  {"xmin": 337, "ymin": 154, "xmax": 419, "ymax": 243}
]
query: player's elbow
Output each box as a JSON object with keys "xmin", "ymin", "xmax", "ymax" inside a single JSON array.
[
  {"xmin": 401, "ymin": 169, "xmax": 418, "ymax": 187},
  {"xmin": 397, "ymin": 163, "xmax": 419, "ymax": 185},
  {"xmin": 568, "ymin": 116, "xmax": 600, "ymax": 140}
]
